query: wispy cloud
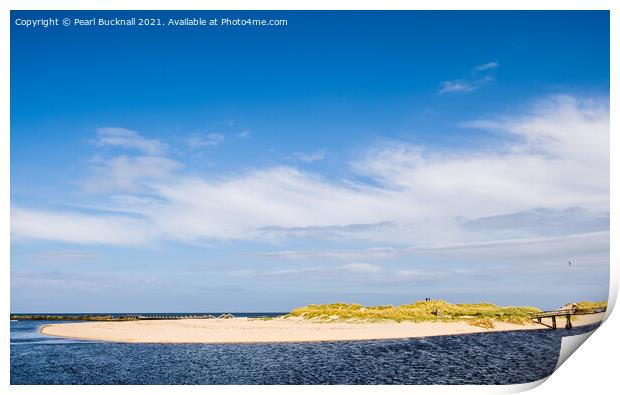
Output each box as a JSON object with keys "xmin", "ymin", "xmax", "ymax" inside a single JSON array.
[
  {"xmin": 342, "ymin": 263, "xmax": 381, "ymax": 274},
  {"xmin": 438, "ymin": 61, "xmax": 499, "ymax": 94},
  {"xmin": 256, "ymin": 221, "xmax": 395, "ymax": 240},
  {"xmin": 474, "ymin": 61, "xmax": 500, "ymax": 71},
  {"xmin": 289, "ymin": 148, "xmax": 328, "ymax": 163},
  {"xmin": 29, "ymin": 250, "xmax": 98, "ymax": 262},
  {"xmin": 11, "ymin": 270, "xmax": 163, "ymax": 293},
  {"xmin": 439, "ymin": 75, "xmax": 494, "ymax": 94},
  {"xmin": 230, "ymin": 263, "xmax": 382, "ymax": 279},
  {"xmin": 460, "ymin": 207, "xmax": 609, "ymax": 237},
  {"xmin": 11, "ymin": 95, "xmax": 609, "ymax": 253},
  {"xmin": 403, "ymin": 231, "xmax": 608, "ymax": 255},
  {"xmin": 86, "ymin": 128, "xmax": 181, "ymax": 193},
  {"xmin": 95, "ymin": 127, "xmax": 167, "ymax": 155},
  {"xmin": 251, "ymin": 231, "xmax": 608, "ymax": 269},
  {"xmin": 11, "ymin": 207, "xmax": 158, "ymax": 245},
  {"xmin": 438, "ymin": 80, "xmax": 478, "ymax": 94},
  {"xmin": 83, "ymin": 155, "xmax": 181, "ymax": 193},
  {"xmin": 186, "ymin": 133, "xmax": 225, "ymax": 149},
  {"xmin": 253, "ymin": 247, "xmax": 400, "ymax": 261},
  {"xmin": 230, "ymin": 267, "xmax": 324, "ymax": 277}
]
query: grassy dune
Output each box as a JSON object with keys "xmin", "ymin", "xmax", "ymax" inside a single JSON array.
[
  {"xmin": 288, "ymin": 300, "xmax": 607, "ymax": 328},
  {"xmin": 573, "ymin": 301, "xmax": 608, "ymax": 310}
]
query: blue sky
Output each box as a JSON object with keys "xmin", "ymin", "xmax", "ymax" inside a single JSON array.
[{"xmin": 11, "ymin": 11, "xmax": 610, "ymax": 312}]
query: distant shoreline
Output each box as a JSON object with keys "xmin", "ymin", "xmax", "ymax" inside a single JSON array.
[
  {"xmin": 39, "ymin": 313, "xmax": 605, "ymax": 344},
  {"xmin": 10, "ymin": 312, "xmax": 285, "ymax": 321}
]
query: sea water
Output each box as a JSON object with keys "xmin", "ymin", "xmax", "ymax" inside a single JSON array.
[{"xmin": 10, "ymin": 316, "xmax": 600, "ymax": 385}]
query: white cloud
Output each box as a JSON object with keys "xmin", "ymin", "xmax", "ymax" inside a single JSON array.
[
  {"xmin": 254, "ymin": 247, "xmax": 400, "ymax": 261},
  {"xmin": 230, "ymin": 263, "xmax": 383, "ymax": 279},
  {"xmin": 404, "ymin": 231, "xmax": 608, "ymax": 256},
  {"xmin": 461, "ymin": 207, "xmax": 609, "ymax": 237},
  {"xmin": 475, "ymin": 61, "xmax": 499, "ymax": 71},
  {"xmin": 256, "ymin": 221, "xmax": 395, "ymax": 240},
  {"xmin": 289, "ymin": 148, "xmax": 328, "ymax": 163},
  {"xmin": 11, "ymin": 96, "xmax": 609, "ymax": 253},
  {"xmin": 238, "ymin": 130, "xmax": 251, "ymax": 139},
  {"xmin": 186, "ymin": 133, "xmax": 225, "ymax": 148},
  {"xmin": 11, "ymin": 270, "xmax": 163, "ymax": 293},
  {"xmin": 86, "ymin": 128, "xmax": 180, "ymax": 193},
  {"xmin": 11, "ymin": 208, "xmax": 156, "ymax": 245},
  {"xmin": 438, "ymin": 80, "xmax": 476, "ymax": 94},
  {"xmin": 439, "ymin": 62, "xmax": 498, "ymax": 94},
  {"xmin": 29, "ymin": 250, "xmax": 98, "ymax": 262},
  {"xmin": 403, "ymin": 231, "xmax": 610, "ymax": 279},
  {"xmin": 439, "ymin": 75, "xmax": 494, "ymax": 94},
  {"xmin": 95, "ymin": 128, "xmax": 167, "ymax": 155},
  {"xmin": 342, "ymin": 263, "xmax": 381, "ymax": 274},
  {"xmin": 83, "ymin": 155, "xmax": 182, "ymax": 193},
  {"xmin": 144, "ymin": 166, "xmax": 404, "ymax": 242},
  {"xmin": 250, "ymin": 231, "xmax": 609, "ymax": 269},
  {"xmin": 230, "ymin": 267, "xmax": 323, "ymax": 277},
  {"xmin": 353, "ymin": 96, "xmax": 609, "ymax": 218}
]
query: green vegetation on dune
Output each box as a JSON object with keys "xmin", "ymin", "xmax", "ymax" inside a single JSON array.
[
  {"xmin": 569, "ymin": 301, "xmax": 607, "ymax": 321},
  {"xmin": 289, "ymin": 300, "xmax": 608, "ymax": 328},
  {"xmin": 573, "ymin": 301, "xmax": 607, "ymax": 310},
  {"xmin": 288, "ymin": 300, "xmax": 542, "ymax": 328}
]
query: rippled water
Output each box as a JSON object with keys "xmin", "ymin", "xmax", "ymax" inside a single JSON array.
[{"xmin": 10, "ymin": 319, "xmax": 599, "ymax": 385}]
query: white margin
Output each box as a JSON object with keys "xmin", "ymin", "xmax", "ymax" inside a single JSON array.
[{"xmin": 2, "ymin": 1, "xmax": 617, "ymax": 394}]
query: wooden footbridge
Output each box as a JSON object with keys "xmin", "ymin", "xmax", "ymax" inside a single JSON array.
[
  {"xmin": 120, "ymin": 313, "xmax": 236, "ymax": 320},
  {"xmin": 531, "ymin": 306, "xmax": 606, "ymax": 329}
]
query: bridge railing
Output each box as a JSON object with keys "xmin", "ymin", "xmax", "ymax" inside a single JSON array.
[
  {"xmin": 531, "ymin": 307, "xmax": 606, "ymax": 319},
  {"xmin": 118, "ymin": 314, "xmax": 235, "ymax": 320}
]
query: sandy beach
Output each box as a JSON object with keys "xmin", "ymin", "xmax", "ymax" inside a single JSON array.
[{"xmin": 39, "ymin": 313, "xmax": 604, "ymax": 344}]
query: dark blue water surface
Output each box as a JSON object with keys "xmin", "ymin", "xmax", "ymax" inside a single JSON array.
[{"xmin": 10, "ymin": 318, "xmax": 599, "ymax": 385}]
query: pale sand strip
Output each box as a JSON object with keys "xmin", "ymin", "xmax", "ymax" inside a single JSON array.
[{"xmin": 40, "ymin": 313, "xmax": 604, "ymax": 344}]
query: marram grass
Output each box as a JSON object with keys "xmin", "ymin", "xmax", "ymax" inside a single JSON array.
[
  {"xmin": 287, "ymin": 300, "xmax": 607, "ymax": 328},
  {"xmin": 573, "ymin": 301, "xmax": 608, "ymax": 310}
]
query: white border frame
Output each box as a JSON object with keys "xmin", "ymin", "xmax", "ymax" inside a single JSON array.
[{"xmin": 2, "ymin": 1, "xmax": 617, "ymax": 394}]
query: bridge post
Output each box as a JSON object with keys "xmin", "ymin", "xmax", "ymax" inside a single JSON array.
[
  {"xmin": 566, "ymin": 314, "xmax": 572, "ymax": 329},
  {"xmin": 537, "ymin": 317, "xmax": 541, "ymax": 324},
  {"xmin": 552, "ymin": 316, "xmax": 556, "ymax": 329}
]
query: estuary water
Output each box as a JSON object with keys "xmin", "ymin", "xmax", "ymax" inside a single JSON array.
[{"xmin": 10, "ymin": 317, "xmax": 600, "ymax": 385}]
